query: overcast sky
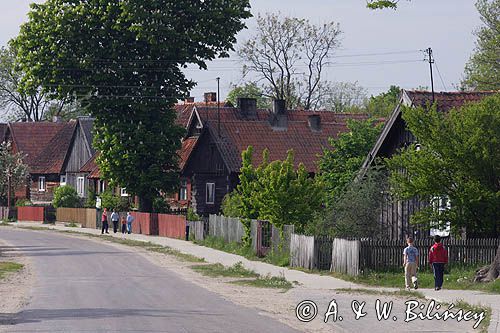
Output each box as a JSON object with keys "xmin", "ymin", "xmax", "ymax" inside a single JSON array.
[{"xmin": 0, "ymin": 0, "xmax": 481, "ymax": 108}]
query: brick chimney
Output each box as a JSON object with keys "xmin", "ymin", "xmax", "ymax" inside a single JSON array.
[
  {"xmin": 184, "ymin": 96, "xmax": 195, "ymax": 104},
  {"xmin": 272, "ymin": 99, "xmax": 286, "ymax": 115},
  {"xmin": 237, "ymin": 98, "xmax": 257, "ymax": 120},
  {"xmin": 270, "ymin": 99, "xmax": 287, "ymax": 129},
  {"xmin": 308, "ymin": 114, "xmax": 321, "ymax": 131},
  {"xmin": 204, "ymin": 92, "xmax": 217, "ymax": 103}
]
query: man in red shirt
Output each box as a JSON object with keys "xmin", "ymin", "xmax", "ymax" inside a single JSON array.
[{"xmin": 429, "ymin": 235, "xmax": 448, "ymax": 290}]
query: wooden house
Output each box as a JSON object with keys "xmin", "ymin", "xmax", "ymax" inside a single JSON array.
[
  {"xmin": 5, "ymin": 121, "xmax": 76, "ymax": 204},
  {"xmin": 359, "ymin": 90, "xmax": 497, "ymax": 239},
  {"xmin": 182, "ymin": 98, "xmax": 370, "ymax": 216},
  {"xmin": 62, "ymin": 117, "xmax": 96, "ymax": 199}
]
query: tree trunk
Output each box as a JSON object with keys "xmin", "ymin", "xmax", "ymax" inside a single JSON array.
[
  {"xmin": 139, "ymin": 196, "xmax": 153, "ymax": 213},
  {"xmin": 474, "ymin": 245, "xmax": 500, "ymax": 282}
]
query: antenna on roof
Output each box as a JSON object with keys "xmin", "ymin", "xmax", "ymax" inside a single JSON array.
[
  {"xmin": 425, "ymin": 47, "xmax": 435, "ymax": 103},
  {"xmin": 216, "ymin": 77, "xmax": 221, "ymax": 138}
]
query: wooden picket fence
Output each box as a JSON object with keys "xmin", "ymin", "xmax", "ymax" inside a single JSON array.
[
  {"xmin": 331, "ymin": 238, "xmax": 361, "ymax": 276},
  {"xmin": 56, "ymin": 208, "xmax": 97, "ymax": 229},
  {"xmin": 290, "ymin": 234, "xmax": 315, "ymax": 270}
]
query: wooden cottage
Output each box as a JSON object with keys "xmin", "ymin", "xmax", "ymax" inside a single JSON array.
[{"xmin": 359, "ymin": 90, "xmax": 497, "ymax": 239}]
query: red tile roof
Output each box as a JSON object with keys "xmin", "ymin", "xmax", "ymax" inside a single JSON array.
[
  {"xmin": 405, "ymin": 90, "xmax": 498, "ymax": 112},
  {"xmin": 9, "ymin": 122, "xmax": 75, "ymax": 174},
  {"xmin": 206, "ymin": 112, "xmax": 371, "ymax": 173},
  {"xmin": 31, "ymin": 121, "xmax": 76, "ymax": 174},
  {"xmin": 179, "ymin": 137, "xmax": 198, "ymax": 171},
  {"xmin": 175, "ymin": 101, "xmax": 233, "ymax": 127}
]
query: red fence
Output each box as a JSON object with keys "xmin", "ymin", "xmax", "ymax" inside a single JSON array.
[
  {"xmin": 17, "ymin": 206, "xmax": 45, "ymax": 222},
  {"xmin": 131, "ymin": 212, "xmax": 158, "ymax": 235},
  {"xmin": 158, "ymin": 214, "xmax": 186, "ymax": 239}
]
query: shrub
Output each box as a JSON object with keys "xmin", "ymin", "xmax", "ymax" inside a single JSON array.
[
  {"xmin": 187, "ymin": 207, "xmax": 201, "ymax": 221},
  {"xmin": 15, "ymin": 199, "xmax": 33, "ymax": 207},
  {"xmin": 52, "ymin": 185, "xmax": 80, "ymax": 208}
]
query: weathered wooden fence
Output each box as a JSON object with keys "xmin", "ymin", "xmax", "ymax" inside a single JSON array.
[
  {"xmin": 188, "ymin": 220, "xmax": 208, "ymax": 241},
  {"xmin": 0, "ymin": 207, "xmax": 10, "ymax": 220},
  {"xmin": 56, "ymin": 208, "xmax": 97, "ymax": 228},
  {"xmin": 209, "ymin": 214, "xmax": 245, "ymax": 243},
  {"xmin": 158, "ymin": 213, "xmax": 186, "ymax": 239},
  {"xmin": 331, "ymin": 238, "xmax": 361, "ymax": 276},
  {"xmin": 290, "ymin": 234, "xmax": 315, "ymax": 270}
]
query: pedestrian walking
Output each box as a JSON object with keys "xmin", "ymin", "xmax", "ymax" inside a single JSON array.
[
  {"xmin": 126, "ymin": 211, "xmax": 134, "ymax": 234},
  {"xmin": 101, "ymin": 208, "xmax": 109, "ymax": 234},
  {"xmin": 111, "ymin": 209, "xmax": 119, "ymax": 233},
  {"xmin": 429, "ymin": 235, "xmax": 448, "ymax": 290},
  {"xmin": 403, "ymin": 237, "xmax": 419, "ymax": 291},
  {"xmin": 121, "ymin": 215, "xmax": 127, "ymax": 239}
]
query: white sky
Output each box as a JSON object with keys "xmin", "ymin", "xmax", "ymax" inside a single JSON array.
[{"xmin": 0, "ymin": 0, "xmax": 481, "ymax": 109}]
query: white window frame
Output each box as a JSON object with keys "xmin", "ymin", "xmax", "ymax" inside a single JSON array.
[
  {"xmin": 120, "ymin": 188, "xmax": 129, "ymax": 197},
  {"xmin": 38, "ymin": 176, "xmax": 46, "ymax": 192},
  {"xmin": 77, "ymin": 177, "xmax": 85, "ymax": 197},
  {"xmin": 179, "ymin": 179, "xmax": 188, "ymax": 201},
  {"xmin": 206, "ymin": 182, "xmax": 215, "ymax": 204},
  {"xmin": 99, "ymin": 180, "xmax": 106, "ymax": 194},
  {"xmin": 430, "ymin": 196, "xmax": 451, "ymax": 237},
  {"xmin": 60, "ymin": 175, "xmax": 66, "ymax": 186}
]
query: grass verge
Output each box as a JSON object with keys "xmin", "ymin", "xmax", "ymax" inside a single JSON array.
[
  {"xmin": 453, "ymin": 300, "xmax": 491, "ymax": 333},
  {"xmin": 0, "ymin": 262, "xmax": 23, "ymax": 280},
  {"xmin": 336, "ymin": 287, "xmax": 425, "ymax": 299},
  {"xmin": 231, "ymin": 274, "xmax": 294, "ymax": 291},
  {"xmin": 191, "ymin": 262, "xmax": 259, "ymax": 278}
]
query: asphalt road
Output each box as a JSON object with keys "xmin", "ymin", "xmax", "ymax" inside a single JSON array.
[{"xmin": 0, "ymin": 228, "xmax": 299, "ymax": 333}]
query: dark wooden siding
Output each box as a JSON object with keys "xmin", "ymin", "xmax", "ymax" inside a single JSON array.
[
  {"xmin": 64, "ymin": 124, "xmax": 92, "ymax": 180},
  {"xmin": 29, "ymin": 174, "xmax": 59, "ymax": 204}
]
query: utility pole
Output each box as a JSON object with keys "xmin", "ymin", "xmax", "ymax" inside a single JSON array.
[
  {"xmin": 426, "ymin": 47, "xmax": 435, "ymax": 103},
  {"xmin": 216, "ymin": 77, "xmax": 221, "ymax": 138}
]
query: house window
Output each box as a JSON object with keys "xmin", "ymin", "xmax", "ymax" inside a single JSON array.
[
  {"xmin": 206, "ymin": 182, "xmax": 215, "ymax": 204},
  {"xmin": 99, "ymin": 180, "xmax": 106, "ymax": 194},
  {"xmin": 179, "ymin": 179, "xmax": 188, "ymax": 201},
  {"xmin": 430, "ymin": 196, "xmax": 451, "ymax": 237},
  {"xmin": 60, "ymin": 175, "xmax": 66, "ymax": 186},
  {"xmin": 77, "ymin": 177, "xmax": 85, "ymax": 197},
  {"xmin": 38, "ymin": 177, "xmax": 46, "ymax": 192},
  {"xmin": 120, "ymin": 188, "xmax": 129, "ymax": 197}
]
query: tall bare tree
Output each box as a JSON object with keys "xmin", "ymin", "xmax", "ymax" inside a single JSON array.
[
  {"xmin": 0, "ymin": 44, "xmax": 70, "ymax": 121},
  {"xmin": 238, "ymin": 13, "xmax": 341, "ymax": 109}
]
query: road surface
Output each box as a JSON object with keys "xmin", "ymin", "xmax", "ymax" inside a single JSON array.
[{"xmin": 0, "ymin": 228, "xmax": 299, "ymax": 333}]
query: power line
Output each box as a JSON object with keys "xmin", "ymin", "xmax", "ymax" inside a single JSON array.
[{"xmin": 434, "ymin": 61, "xmax": 448, "ymax": 91}]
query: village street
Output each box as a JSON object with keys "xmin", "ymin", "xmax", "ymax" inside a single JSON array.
[{"xmin": 1, "ymin": 226, "xmax": 495, "ymax": 333}]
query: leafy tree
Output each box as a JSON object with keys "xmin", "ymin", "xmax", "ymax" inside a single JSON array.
[
  {"xmin": 366, "ymin": 0, "xmax": 410, "ymax": 9},
  {"xmin": 224, "ymin": 147, "xmax": 323, "ymax": 237},
  {"xmin": 386, "ymin": 94, "xmax": 500, "ymax": 235},
  {"xmin": 226, "ymin": 82, "xmax": 271, "ymax": 109},
  {"xmin": 14, "ymin": 0, "xmax": 251, "ymax": 211},
  {"xmin": 0, "ymin": 141, "xmax": 28, "ymax": 207},
  {"xmin": 463, "ymin": 0, "xmax": 500, "ymax": 90},
  {"xmin": 322, "ymin": 81, "xmax": 368, "ymax": 113},
  {"xmin": 307, "ymin": 168, "xmax": 385, "ymax": 237},
  {"xmin": 238, "ymin": 13, "xmax": 341, "ymax": 109},
  {"xmin": 365, "ymin": 85, "xmax": 401, "ymax": 117},
  {"xmin": 318, "ymin": 119, "xmax": 382, "ymax": 206},
  {"xmin": 53, "ymin": 185, "xmax": 80, "ymax": 208}
]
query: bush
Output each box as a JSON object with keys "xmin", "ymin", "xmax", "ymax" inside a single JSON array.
[
  {"xmin": 15, "ymin": 199, "xmax": 33, "ymax": 207},
  {"xmin": 153, "ymin": 196, "xmax": 170, "ymax": 213},
  {"xmin": 52, "ymin": 185, "xmax": 80, "ymax": 208},
  {"xmin": 187, "ymin": 207, "xmax": 201, "ymax": 221}
]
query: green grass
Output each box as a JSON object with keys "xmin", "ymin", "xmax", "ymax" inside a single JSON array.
[
  {"xmin": 0, "ymin": 262, "xmax": 24, "ymax": 279},
  {"xmin": 190, "ymin": 262, "xmax": 259, "ymax": 278},
  {"xmin": 325, "ymin": 266, "xmax": 500, "ymax": 294},
  {"xmin": 195, "ymin": 236, "xmax": 290, "ymax": 267},
  {"xmin": 231, "ymin": 274, "xmax": 294, "ymax": 291},
  {"xmin": 336, "ymin": 287, "xmax": 425, "ymax": 299},
  {"xmin": 453, "ymin": 300, "xmax": 492, "ymax": 333},
  {"xmin": 64, "ymin": 222, "xmax": 79, "ymax": 228}
]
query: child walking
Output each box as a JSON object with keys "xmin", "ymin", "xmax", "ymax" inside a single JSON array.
[
  {"xmin": 429, "ymin": 235, "xmax": 448, "ymax": 290},
  {"xmin": 403, "ymin": 237, "xmax": 419, "ymax": 291},
  {"xmin": 121, "ymin": 216, "xmax": 127, "ymax": 239}
]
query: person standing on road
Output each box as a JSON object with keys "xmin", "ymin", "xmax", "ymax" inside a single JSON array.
[
  {"xmin": 403, "ymin": 237, "xmax": 419, "ymax": 291},
  {"xmin": 111, "ymin": 209, "xmax": 119, "ymax": 234},
  {"xmin": 126, "ymin": 212, "xmax": 134, "ymax": 234},
  {"xmin": 121, "ymin": 215, "xmax": 127, "ymax": 239},
  {"xmin": 101, "ymin": 208, "xmax": 109, "ymax": 234},
  {"xmin": 429, "ymin": 235, "xmax": 448, "ymax": 291}
]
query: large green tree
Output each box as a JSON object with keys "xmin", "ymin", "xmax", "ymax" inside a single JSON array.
[
  {"xmin": 222, "ymin": 147, "xmax": 323, "ymax": 236},
  {"xmin": 365, "ymin": 85, "xmax": 401, "ymax": 117},
  {"xmin": 226, "ymin": 82, "xmax": 271, "ymax": 109},
  {"xmin": 387, "ymin": 94, "xmax": 500, "ymax": 235},
  {"xmin": 318, "ymin": 118, "xmax": 382, "ymax": 207},
  {"xmin": 14, "ymin": 0, "xmax": 251, "ymax": 211},
  {"xmin": 463, "ymin": 0, "xmax": 500, "ymax": 90}
]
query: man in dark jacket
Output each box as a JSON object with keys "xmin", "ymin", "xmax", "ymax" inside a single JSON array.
[{"xmin": 429, "ymin": 235, "xmax": 448, "ymax": 290}]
